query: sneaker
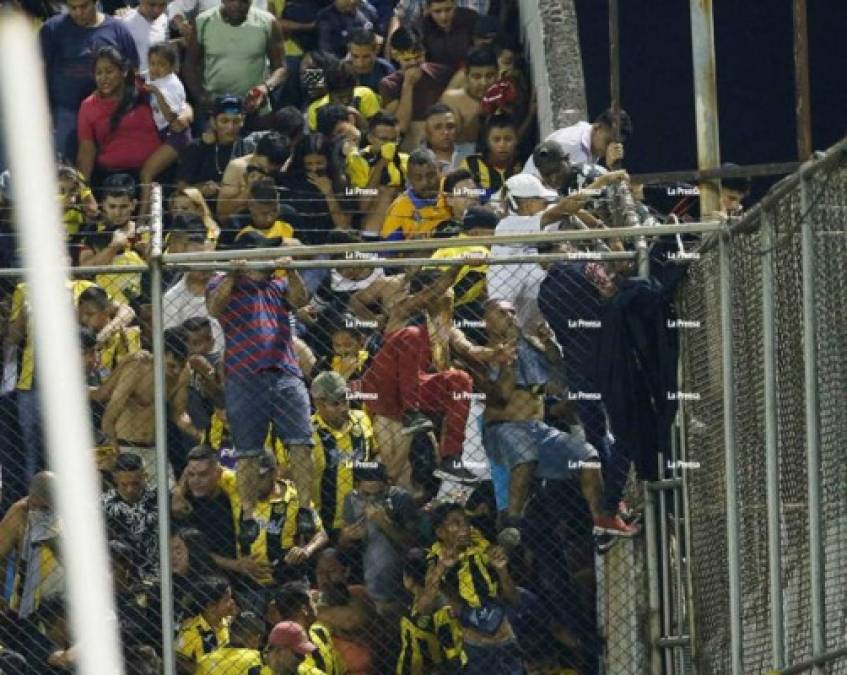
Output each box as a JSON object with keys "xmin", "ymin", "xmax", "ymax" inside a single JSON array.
[
  {"xmin": 594, "ymin": 532, "xmax": 616, "ymax": 555},
  {"xmin": 618, "ymin": 500, "xmax": 643, "ymax": 526},
  {"xmin": 401, "ymin": 410, "xmax": 434, "ymax": 436},
  {"xmin": 433, "ymin": 458, "xmax": 480, "ymax": 484},
  {"xmin": 593, "ymin": 514, "xmax": 640, "ymax": 538},
  {"xmin": 238, "ymin": 517, "xmax": 260, "ymax": 556}
]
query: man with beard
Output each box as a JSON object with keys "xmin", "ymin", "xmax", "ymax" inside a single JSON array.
[{"xmin": 380, "ymin": 148, "xmax": 451, "ymax": 240}]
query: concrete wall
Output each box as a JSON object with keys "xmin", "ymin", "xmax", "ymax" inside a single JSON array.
[{"xmin": 517, "ymin": 0, "xmax": 588, "ymax": 137}]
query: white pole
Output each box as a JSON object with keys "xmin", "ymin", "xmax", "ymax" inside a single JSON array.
[{"xmin": 0, "ymin": 13, "xmax": 124, "ymax": 675}]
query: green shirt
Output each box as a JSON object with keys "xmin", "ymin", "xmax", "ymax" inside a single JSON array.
[{"xmin": 196, "ymin": 6, "xmax": 275, "ymax": 98}]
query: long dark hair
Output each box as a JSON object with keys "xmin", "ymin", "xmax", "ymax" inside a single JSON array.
[
  {"xmin": 287, "ymin": 132, "xmax": 346, "ymax": 192},
  {"xmin": 94, "ymin": 46, "xmax": 140, "ymax": 132}
]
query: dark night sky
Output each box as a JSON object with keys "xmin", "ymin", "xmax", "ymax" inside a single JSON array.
[{"xmin": 573, "ymin": 0, "xmax": 847, "ymax": 198}]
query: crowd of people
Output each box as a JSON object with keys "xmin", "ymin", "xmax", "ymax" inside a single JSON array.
[{"xmin": 0, "ymin": 0, "xmax": 755, "ymax": 672}]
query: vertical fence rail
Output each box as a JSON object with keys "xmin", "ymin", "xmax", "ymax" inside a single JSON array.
[
  {"xmin": 799, "ymin": 176, "xmax": 825, "ymax": 674},
  {"xmin": 761, "ymin": 206, "xmax": 786, "ymax": 670},
  {"xmin": 718, "ymin": 227, "xmax": 743, "ymax": 674},
  {"xmin": 149, "ymin": 185, "xmax": 176, "ymax": 675},
  {"xmin": 677, "ymin": 138, "xmax": 847, "ymax": 674}
]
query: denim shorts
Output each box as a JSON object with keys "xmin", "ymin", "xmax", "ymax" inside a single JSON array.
[
  {"xmin": 483, "ymin": 419, "xmax": 599, "ymax": 479},
  {"xmin": 224, "ymin": 370, "xmax": 313, "ymax": 457}
]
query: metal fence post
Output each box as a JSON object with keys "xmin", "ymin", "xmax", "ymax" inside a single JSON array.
[
  {"xmin": 689, "ymin": 0, "xmax": 722, "ymax": 216},
  {"xmin": 150, "ymin": 184, "xmax": 176, "ymax": 675},
  {"xmin": 719, "ymin": 227, "xmax": 743, "ymax": 673},
  {"xmin": 761, "ymin": 207, "xmax": 785, "ymax": 669},
  {"xmin": 645, "ymin": 481, "xmax": 663, "ymax": 675},
  {"xmin": 799, "ymin": 176, "xmax": 825, "ymax": 672}
]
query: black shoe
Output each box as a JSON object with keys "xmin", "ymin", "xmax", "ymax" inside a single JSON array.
[
  {"xmin": 433, "ymin": 458, "xmax": 480, "ymax": 484},
  {"xmin": 239, "ymin": 517, "xmax": 260, "ymax": 556},
  {"xmin": 401, "ymin": 410, "xmax": 434, "ymax": 436}
]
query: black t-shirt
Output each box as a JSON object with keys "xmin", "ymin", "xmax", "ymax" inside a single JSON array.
[
  {"xmin": 277, "ymin": 172, "xmax": 337, "ymax": 246},
  {"xmin": 183, "ymin": 492, "xmax": 237, "ymax": 559},
  {"xmin": 176, "ymin": 138, "xmax": 250, "ymax": 189}
]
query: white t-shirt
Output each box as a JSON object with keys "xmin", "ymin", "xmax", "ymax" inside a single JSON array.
[
  {"xmin": 146, "ymin": 72, "xmax": 187, "ymax": 131},
  {"xmin": 163, "ymin": 276, "xmax": 225, "ymax": 354},
  {"xmin": 121, "ymin": 9, "xmax": 168, "ymax": 74},
  {"xmin": 487, "ymin": 213, "xmax": 550, "ymax": 332},
  {"xmin": 522, "ymin": 120, "xmax": 599, "ymax": 178}
]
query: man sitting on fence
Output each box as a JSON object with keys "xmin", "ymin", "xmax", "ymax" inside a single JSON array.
[{"xmin": 471, "ymin": 298, "xmax": 638, "ymax": 539}]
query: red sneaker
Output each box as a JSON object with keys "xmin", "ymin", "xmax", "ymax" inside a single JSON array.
[{"xmin": 593, "ymin": 514, "xmax": 640, "ymax": 537}]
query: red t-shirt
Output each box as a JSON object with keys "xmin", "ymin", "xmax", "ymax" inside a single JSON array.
[{"xmin": 77, "ymin": 93, "xmax": 161, "ymax": 171}]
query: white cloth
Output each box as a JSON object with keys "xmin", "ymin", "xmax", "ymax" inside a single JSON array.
[
  {"xmin": 2, "ymin": 344, "xmax": 18, "ymax": 395},
  {"xmin": 146, "ymin": 72, "xmax": 187, "ymax": 131},
  {"xmin": 163, "ymin": 276, "xmax": 225, "ymax": 353},
  {"xmin": 121, "ymin": 8, "xmax": 168, "ymax": 74},
  {"xmin": 522, "ymin": 120, "xmax": 598, "ymax": 178},
  {"xmin": 167, "ymin": 0, "xmax": 266, "ymax": 20},
  {"xmin": 487, "ymin": 213, "xmax": 549, "ymax": 332}
]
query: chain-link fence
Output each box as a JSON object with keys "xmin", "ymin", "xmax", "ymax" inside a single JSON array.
[
  {"xmin": 677, "ymin": 139, "xmax": 847, "ymax": 674},
  {"xmin": 0, "ymin": 194, "xmax": 709, "ymax": 674},
  {"xmin": 8, "ymin": 144, "xmax": 844, "ymax": 674}
]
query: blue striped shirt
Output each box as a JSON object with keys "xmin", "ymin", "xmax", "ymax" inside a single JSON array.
[{"xmin": 207, "ymin": 274, "xmax": 302, "ymax": 378}]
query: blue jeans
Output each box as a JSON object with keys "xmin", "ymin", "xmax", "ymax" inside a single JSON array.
[
  {"xmin": 577, "ymin": 399, "xmax": 630, "ymax": 513},
  {"xmin": 16, "ymin": 389, "xmax": 44, "ymax": 481},
  {"xmin": 51, "ymin": 106, "xmax": 80, "ymax": 164},
  {"xmin": 224, "ymin": 371, "xmax": 313, "ymax": 457},
  {"xmin": 464, "ymin": 640, "xmax": 524, "ymax": 675}
]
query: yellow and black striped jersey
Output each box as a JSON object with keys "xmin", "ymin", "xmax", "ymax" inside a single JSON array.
[
  {"xmin": 427, "ymin": 533, "xmax": 500, "ymax": 609},
  {"xmin": 223, "ymin": 479, "xmax": 324, "ymax": 586},
  {"xmin": 396, "ymin": 604, "xmax": 466, "ymax": 675},
  {"xmin": 176, "ymin": 614, "xmax": 230, "ymax": 663},
  {"xmin": 307, "ymin": 621, "xmax": 346, "ymax": 675},
  {"xmin": 312, "ymin": 410, "xmax": 376, "ymax": 531}
]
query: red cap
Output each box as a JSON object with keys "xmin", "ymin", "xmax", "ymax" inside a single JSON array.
[
  {"xmin": 269, "ymin": 622, "xmax": 317, "ymax": 655},
  {"xmin": 480, "ymin": 79, "xmax": 519, "ymax": 115}
]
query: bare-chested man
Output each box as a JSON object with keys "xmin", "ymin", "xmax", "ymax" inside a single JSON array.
[
  {"xmin": 470, "ymin": 299, "xmax": 639, "ymax": 539},
  {"xmin": 101, "ymin": 327, "xmax": 190, "ymax": 480},
  {"xmin": 440, "ymin": 46, "xmax": 499, "ymax": 158}
]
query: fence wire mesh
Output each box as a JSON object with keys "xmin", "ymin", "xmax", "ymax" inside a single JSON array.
[
  {"xmin": 677, "ymin": 145, "xmax": 847, "ymax": 675},
  {"xmin": 0, "ymin": 213, "xmax": 666, "ymax": 674}
]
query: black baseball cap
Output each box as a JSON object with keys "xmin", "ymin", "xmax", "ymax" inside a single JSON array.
[
  {"xmin": 462, "ymin": 205, "xmax": 499, "ymax": 231},
  {"xmin": 532, "ymin": 141, "xmax": 569, "ymax": 172},
  {"xmin": 212, "ymin": 94, "xmax": 244, "ymax": 116}
]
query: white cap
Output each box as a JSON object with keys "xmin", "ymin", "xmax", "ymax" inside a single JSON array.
[{"xmin": 504, "ymin": 173, "xmax": 558, "ymax": 200}]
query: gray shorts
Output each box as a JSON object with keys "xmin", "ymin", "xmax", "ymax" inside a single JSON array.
[{"xmin": 482, "ymin": 420, "xmax": 599, "ymax": 479}]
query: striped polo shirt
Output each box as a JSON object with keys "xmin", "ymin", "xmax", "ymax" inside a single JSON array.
[{"xmin": 208, "ymin": 274, "xmax": 302, "ymax": 378}]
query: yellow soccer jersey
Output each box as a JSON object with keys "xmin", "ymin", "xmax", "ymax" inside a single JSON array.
[
  {"xmin": 236, "ymin": 220, "xmax": 294, "ymax": 242},
  {"xmin": 397, "ymin": 605, "xmax": 466, "ymax": 675},
  {"xmin": 224, "ymin": 478, "xmax": 324, "ymax": 586},
  {"xmin": 307, "ymin": 86, "xmax": 380, "ymax": 131},
  {"xmin": 312, "ymin": 409, "xmax": 376, "ymax": 530},
  {"xmin": 11, "ymin": 280, "xmax": 97, "ymax": 390},
  {"xmin": 196, "ymin": 646, "xmax": 272, "ymax": 674},
  {"xmin": 176, "ymin": 614, "xmax": 230, "ymax": 663}
]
